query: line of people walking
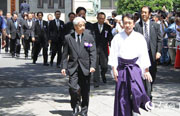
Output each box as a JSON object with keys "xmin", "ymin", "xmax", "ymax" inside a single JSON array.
[{"xmin": 1, "ymin": 5, "xmax": 180, "ymax": 116}]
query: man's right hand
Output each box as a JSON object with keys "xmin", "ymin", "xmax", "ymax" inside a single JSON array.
[
  {"xmin": 61, "ymin": 69, "xmax": 66, "ymax": 76},
  {"xmin": 48, "ymin": 40, "xmax": 52, "ymax": 43},
  {"xmin": 8, "ymin": 35, "xmax": 11, "ymax": 39},
  {"xmin": 32, "ymin": 37, "xmax": 35, "ymax": 42},
  {"xmin": 112, "ymin": 67, "xmax": 118, "ymax": 82},
  {"xmin": 21, "ymin": 35, "xmax": 24, "ymax": 39}
]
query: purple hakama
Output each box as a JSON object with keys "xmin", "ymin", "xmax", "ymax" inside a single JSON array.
[{"xmin": 114, "ymin": 57, "xmax": 150, "ymax": 116}]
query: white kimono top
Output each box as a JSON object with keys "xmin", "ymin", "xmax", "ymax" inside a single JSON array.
[{"xmin": 108, "ymin": 30, "xmax": 151, "ymax": 78}]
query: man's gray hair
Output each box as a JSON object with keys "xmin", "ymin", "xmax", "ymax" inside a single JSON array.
[{"xmin": 73, "ymin": 17, "xmax": 86, "ymax": 26}]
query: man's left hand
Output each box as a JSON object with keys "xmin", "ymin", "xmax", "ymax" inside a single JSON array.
[
  {"xmin": 90, "ymin": 67, "xmax": 95, "ymax": 73},
  {"xmin": 2, "ymin": 40, "xmax": 6, "ymax": 48},
  {"xmin": 156, "ymin": 52, "xmax": 161, "ymax": 60}
]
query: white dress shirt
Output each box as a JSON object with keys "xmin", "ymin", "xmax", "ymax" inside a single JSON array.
[{"xmin": 108, "ymin": 30, "xmax": 151, "ymax": 76}]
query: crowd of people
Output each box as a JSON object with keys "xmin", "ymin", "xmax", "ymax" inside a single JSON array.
[{"xmin": 0, "ymin": 3, "xmax": 180, "ymax": 116}]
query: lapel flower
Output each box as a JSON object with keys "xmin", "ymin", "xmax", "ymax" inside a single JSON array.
[
  {"xmin": 84, "ymin": 42, "xmax": 93, "ymax": 48},
  {"xmin": 61, "ymin": 25, "xmax": 63, "ymax": 28}
]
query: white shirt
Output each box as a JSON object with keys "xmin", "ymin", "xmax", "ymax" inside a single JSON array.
[
  {"xmin": 176, "ymin": 25, "xmax": 180, "ymax": 41},
  {"xmin": 108, "ymin": 30, "xmax": 151, "ymax": 76},
  {"xmin": 27, "ymin": 20, "xmax": 32, "ymax": 28},
  {"xmin": 98, "ymin": 23, "xmax": 103, "ymax": 33}
]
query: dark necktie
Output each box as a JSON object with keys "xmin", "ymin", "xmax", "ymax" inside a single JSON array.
[
  {"xmin": 144, "ymin": 23, "xmax": 150, "ymax": 49},
  {"xmin": 39, "ymin": 20, "xmax": 43, "ymax": 29},
  {"xmin": 99, "ymin": 24, "xmax": 103, "ymax": 33},
  {"xmin": 56, "ymin": 19, "xmax": 59, "ymax": 30},
  {"xmin": 77, "ymin": 34, "xmax": 81, "ymax": 50}
]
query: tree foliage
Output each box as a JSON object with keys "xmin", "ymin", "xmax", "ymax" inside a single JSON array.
[{"xmin": 117, "ymin": 0, "xmax": 179, "ymax": 14}]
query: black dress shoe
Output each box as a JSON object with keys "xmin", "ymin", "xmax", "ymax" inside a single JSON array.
[
  {"xmin": 16, "ymin": 54, "xmax": 20, "ymax": 58},
  {"xmin": 94, "ymin": 84, "xmax": 99, "ymax": 88},
  {"xmin": 50, "ymin": 61, "xmax": 53, "ymax": 66},
  {"xmin": 43, "ymin": 63, "xmax": 49, "ymax": 66},
  {"xmin": 102, "ymin": 77, "xmax": 107, "ymax": 83},
  {"xmin": 56, "ymin": 65, "xmax": 60, "ymax": 68},
  {"xmin": 81, "ymin": 113, "xmax": 88, "ymax": 116},
  {"xmin": 72, "ymin": 105, "xmax": 80, "ymax": 116},
  {"xmin": 33, "ymin": 60, "xmax": 36, "ymax": 64}
]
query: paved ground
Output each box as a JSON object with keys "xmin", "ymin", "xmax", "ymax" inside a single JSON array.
[{"xmin": 0, "ymin": 50, "xmax": 180, "ymax": 116}]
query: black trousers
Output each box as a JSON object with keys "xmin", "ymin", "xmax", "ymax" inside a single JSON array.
[
  {"xmin": 5, "ymin": 36, "xmax": 10, "ymax": 52},
  {"xmin": 33, "ymin": 40, "xmax": 48, "ymax": 63},
  {"xmin": 93, "ymin": 52, "xmax": 108, "ymax": 85},
  {"xmin": 143, "ymin": 50, "xmax": 157, "ymax": 100},
  {"xmin": 23, "ymin": 36, "xmax": 34, "ymax": 57},
  {"xmin": 69, "ymin": 66, "xmax": 90, "ymax": 114},
  {"xmin": 10, "ymin": 36, "xmax": 21, "ymax": 55},
  {"xmin": 50, "ymin": 42, "xmax": 62, "ymax": 66}
]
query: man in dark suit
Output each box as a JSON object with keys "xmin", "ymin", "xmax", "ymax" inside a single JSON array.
[
  {"xmin": 49, "ymin": 10, "xmax": 65, "ymax": 68},
  {"xmin": 61, "ymin": 17, "xmax": 96, "ymax": 116},
  {"xmin": 93, "ymin": 12, "xmax": 113, "ymax": 87},
  {"xmin": 21, "ymin": 13, "xmax": 35, "ymax": 59},
  {"xmin": 20, "ymin": 0, "xmax": 30, "ymax": 15},
  {"xmin": 64, "ymin": 12, "xmax": 75, "ymax": 35},
  {"xmin": 76, "ymin": 7, "xmax": 94, "ymax": 36},
  {"xmin": 134, "ymin": 6, "xmax": 162, "ymax": 99},
  {"xmin": 7, "ymin": 12, "xmax": 21, "ymax": 57},
  {"xmin": 32, "ymin": 12, "xmax": 49, "ymax": 66}
]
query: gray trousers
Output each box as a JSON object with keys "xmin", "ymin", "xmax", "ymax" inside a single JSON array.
[{"xmin": 168, "ymin": 38, "xmax": 176, "ymax": 64}]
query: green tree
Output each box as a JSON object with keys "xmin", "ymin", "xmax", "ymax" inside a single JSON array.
[
  {"xmin": 117, "ymin": 0, "xmax": 173, "ymax": 14},
  {"xmin": 173, "ymin": 0, "xmax": 180, "ymax": 11}
]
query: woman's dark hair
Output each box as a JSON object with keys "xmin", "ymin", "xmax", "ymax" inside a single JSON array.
[
  {"xmin": 76, "ymin": 7, "xmax": 86, "ymax": 14},
  {"xmin": 68, "ymin": 12, "xmax": 75, "ymax": 17}
]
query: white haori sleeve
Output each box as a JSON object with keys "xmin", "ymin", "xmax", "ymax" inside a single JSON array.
[
  {"xmin": 136, "ymin": 34, "xmax": 151, "ymax": 79},
  {"xmin": 108, "ymin": 34, "xmax": 119, "ymax": 69}
]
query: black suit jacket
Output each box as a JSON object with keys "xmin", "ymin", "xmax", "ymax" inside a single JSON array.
[
  {"xmin": 61, "ymin": 30, "xmax": 96, "ymax": 76},
  {"xmin": 93, "ymin": 23, "xmax": 112, "ymax": 57},
  {"xmin": 134, "ymin": 20, "xmax": 162, "ymax": 62},
  {"xmin": 21, "ymin": 19, "xmax": 35, "ymax": 40},
  {"xmin": 49, "ymin": 19, "xmax": 65, "ymax": 44},
  {"xmin": 34, "ymin": 20, "xmax": 48, "ymax": 43},
  {"xmin": 7, "ymin": 18, "xmax": 22, "ymax": 39},
  {"xmin": 64, "ymin": 21, "xmax": 74, "ymax": 35}
]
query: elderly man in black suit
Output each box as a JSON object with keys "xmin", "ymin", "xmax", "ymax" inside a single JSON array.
[
  {"xmin": 7, "ymin": 12, "xmax": 22, "ymax": 58},
  {"xmin": 61, "ymin": 17, "xmax": 96, "ymax": 116},
  {"xmin": 21, "ymin": 13, "xmax": 35, "ymax": 59},
  {"xmin": 93, "ymin": 12, "xmax": 113, "ymax": 87},
  {"xmin": 134, "ymin": 6, "xmax": 162, "ymax": 100},
  {"xmin": 32, "ymin": 12, "xmax": 49, "ymax": 66},
  {"xmin": 49, "ymin": 10, "xmax": 65, "ymax": 68}
]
